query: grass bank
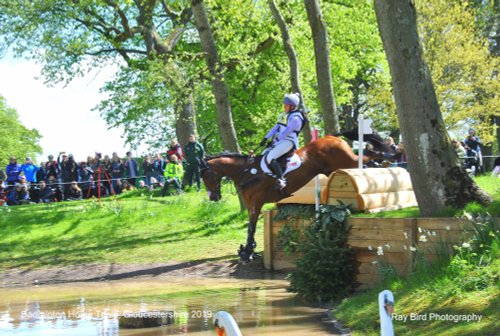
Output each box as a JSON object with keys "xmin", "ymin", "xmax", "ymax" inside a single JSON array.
[
  {"xmin": 335, "ymin": 258, "xmax": 499, "ymax": 335},
  {"xmin": 0, "ymin": 189, "xmax": 261, "ymax": 270}
]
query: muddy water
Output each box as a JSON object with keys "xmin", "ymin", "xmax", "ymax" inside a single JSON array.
[{"xmin": 0, "ymin": 278, "xmax": 339, "ymax": 335}]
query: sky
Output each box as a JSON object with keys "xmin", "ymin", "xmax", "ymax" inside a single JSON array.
[{"xmin": 0, "ymin": 53, "xmax": 145, "ymax": 164}]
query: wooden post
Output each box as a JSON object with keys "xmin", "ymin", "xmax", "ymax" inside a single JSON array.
[
  {"xmin": 403, "ymin": 218, "xmax": 417, "ymax": 275},
  {"xmin": 263, "ymin": 210, "xmax": 273, "ymax": 270}
]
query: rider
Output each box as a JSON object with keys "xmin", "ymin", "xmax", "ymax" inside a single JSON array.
[{"xmin": 259, "ymin": 93, "xmax": 306, "ymax": 189}]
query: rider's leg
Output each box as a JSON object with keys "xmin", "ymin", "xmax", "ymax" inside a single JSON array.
[{"xmin": 266, "ymin": 140, "xmax": 294, "ymax": 189}]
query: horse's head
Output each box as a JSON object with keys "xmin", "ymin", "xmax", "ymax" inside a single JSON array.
[{"xmin": 200, "ymin": 159, "xmax": 222, "ymax": 201}]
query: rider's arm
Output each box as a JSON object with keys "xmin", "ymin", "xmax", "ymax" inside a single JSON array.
[
  {"xmin": 264, "ymin": 124, "xmax": 279, "ymax": 140},
  {"xmin": 276, "ymin": 117, "xmax": 301, "ymax": 141}
]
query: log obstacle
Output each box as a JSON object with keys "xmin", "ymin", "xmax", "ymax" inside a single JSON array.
[
  {"xmin": 322, "ymin": 168, "xmax": 417, "ymax": 212},
  {"xmin": 264, "ymin": 211, "xmax": 479, "ymax": 290},
  {"xmin": 278, "ymin": 174, "xmax": 329, "ymax": 205},
  {"xmin": 279, "ymin": 168, "xmax": 417, "ymax": 213}
]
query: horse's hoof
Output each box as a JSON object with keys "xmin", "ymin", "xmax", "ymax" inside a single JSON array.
[{"xmin": 238, "ymin": 244, "xmax": 254, "ymax": 264}]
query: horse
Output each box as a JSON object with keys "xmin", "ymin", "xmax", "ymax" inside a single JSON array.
[{"xmin": 201, "ymin": 134, "xmax": 394, "ymax": 262}]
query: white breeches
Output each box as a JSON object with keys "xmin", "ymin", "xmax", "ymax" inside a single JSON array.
[{"xmin": 266, "ymin": 140, "xmax": 294, "ymax": 164}]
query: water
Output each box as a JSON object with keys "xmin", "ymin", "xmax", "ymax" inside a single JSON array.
[{"xmin": 0, "ymin": 278, "xmax": 338, "ymax": 335}]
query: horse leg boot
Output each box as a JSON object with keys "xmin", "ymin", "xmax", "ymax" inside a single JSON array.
[
  {"xmin": 269, "ymin": 159, "xmax": 286, "ymax": 190},
  {"xmin": 239, "ymin": 225, "xmax": 257, "ymax": 263}
]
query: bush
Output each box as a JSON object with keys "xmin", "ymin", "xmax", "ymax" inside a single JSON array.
[{"xmin": 287, "ymin": 204, "xmax": 355, "ymax": 303}]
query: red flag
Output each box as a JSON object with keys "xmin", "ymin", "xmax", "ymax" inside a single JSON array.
[{"xmin": 311, "ymin": 127, "xmax": 319, "ymax": 142}]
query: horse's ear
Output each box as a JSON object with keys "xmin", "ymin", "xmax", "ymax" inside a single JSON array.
[{"xmin": 200, "ymin": 158, "xmax": 208, "ymax": 171}]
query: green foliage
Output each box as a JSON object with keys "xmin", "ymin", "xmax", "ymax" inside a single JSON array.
[
  {"xmin": 276, "ymin": 222, "xmax": 301, "ymax": 255},
  {"xmin": 368, "ymin": 0, "xmax": 500, "ymax": 141},
  {"xmin": 286, "ymin": 203, "xmax": 355, "ymax": 303},
  {"xmin": 0, "ymin": 96, "xmax": 42, "ymax": 168},
  {"xmin": 417, "ymin": 0, "xmax": 500, "ymax": 144},
  {"xmin": 274, "ymin": 204, "xmax": 316, "ymax": 220}
]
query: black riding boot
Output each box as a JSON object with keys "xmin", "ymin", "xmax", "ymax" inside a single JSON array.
[{"xmin": 269, "ymin": 159, "xmax": 286, "ymax": 189}]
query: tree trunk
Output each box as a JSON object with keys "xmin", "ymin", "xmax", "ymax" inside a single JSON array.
[
  {"xmin": 176, "ymin": 92, "xmax": 197, "ymax": 148},
  {"xmin": 268, "ymin": 0, "xmax": 311, "ymax": 144},
  {"xmin": 374, "ymin": 0, "xmax": 491, "ymax": 216},
  {"xmin": 492, "ymin": 0, "xmax": 500, "ymax": 56},
  {"xmin": 190, "ymin": 0, "xmax": 241, "ymax": 153},
  {"xmin": 303, "ymin": 0, "xmax": 340, "ymax": 135},
  {"xmin": 496, "ymin": 116, "xmax": 500, "ymax": 154}
]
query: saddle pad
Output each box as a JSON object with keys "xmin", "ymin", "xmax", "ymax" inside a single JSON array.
[{"xmin": 260, "ymin": 153, "xmax": 302, "ymax": 177}]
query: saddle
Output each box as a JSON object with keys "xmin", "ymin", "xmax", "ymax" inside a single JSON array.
[{"xmin": 260, "ymin": 150, "xmax": 302, "ymax": 178}]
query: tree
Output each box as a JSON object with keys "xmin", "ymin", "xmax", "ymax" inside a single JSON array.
[
  {"xmin": 191, "ymin": 0, "xmax": 240, "ymax": 152},
  {"xmin": 0, "ymin": 96, "xmax": 42, "ymax": 168},
  {"xmin": 373, "ymin": 0, "xmax": 491, "ymax": 215},
  {"xmin": 303, "ymin": 0, "xmax": 340, "ymax": 134},
  {"xmin": 366, "ymin": 0, "xmax": 500, "ymax": 146},
  {"xmin": 0, "ymin": 0, "xmax": 198, "ymax": 147},
  {"xmin": 417, "ymin": 0, "xmax": 500, "ymax": 145},
  {"xmin": 268, "ymin": 0, "xmax": 311, "ymax": 143}
]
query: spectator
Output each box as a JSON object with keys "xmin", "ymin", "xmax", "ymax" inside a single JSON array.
[
  {"xmin": 465, "ymin": 128, "xmax": 482, "ymax": 155},
  {"xmin": 385, "ymin": 137, "xmax": 397, "ymax": 151},
  {"xmin": 59, "ymin": 152, "xmax": 78, "ymax": 194},
  {"xmin": 102, "ymin": 154, "xmax": 112, "ymax": 191},
  {"xmin": 183, "ymin": 134, "xmax": 205, "ymax": 191},
  {"xmin": 396, "ymin": 142, "xmax": 408, "ymax": 169},
  {"xmin": 20, "ymin": 157, "xmax": 40, "ymax": 183},
  {"xmin": 153, "ymin": 153, "xmax": 165, "ymax": 185},
  {"xmin": 0, "ymin": 169, "xmax": 6, "ymax": 181},
  {"xmin": 142, "ymin": 155, "xmax": 155, "ymax": 187},
  {"xmin": 47, "ymin": 176, "xmax": 64, "ymax": 202},
  {"xmin": 78, "ymin": 161, "xmax": 95, "ymax": 198},
  {"xmin": 7, "ymin": 183, "xmax": 30, "ymax": 206},
  {"xmin": 36, "ymin": 162, "xmax": 47, "ymax": 183},
  {"xmin": 5, "ymin": 156, "xmax": 21, "ymax": 189},
  {"xmin": 138, "ymin": 179, "xmax": 149, "ymax": 190},
  {"xmin": 18, "ymin": 175, "xmax": 29, "ymax": 189},
  {"xmin": 161, "ymin": 155, "xmax": 184, "ymax": 196},
  {"xmin": 109, "ymin": 156, "xmax": 124, "ymax": 194},
  {"xmin": 451, "ymin": 139, "xmax": 466, "ymax": 161},
  {"xmin": 92, "ymin": 153, "xmax": 106, "ymax": 184},
  {"xmin": 464, "ymin": 128, "xmax": 482, "ymax": 173},
  {"xmin": 121, "ymin": 179, "xmax": 135, "ymax": 192},
  {"xmin": 45, "ymin": 155, "xmax": 60, "ymax": 182},
  {"xmin": 167, "ymin": 139, "xmax": 183, "ymax": 161},
  {"xmin": 113, "ymin": 179, "xmax": 123, "ymax": 195},
  {"xmin": 66, "ymin": 181, "xmax": 83, "ymax": 201},
  {"xmin": 0, "ymin": 179, "xmax": 6, "ymax": 206},
  {"xmin": 492, "ymin": 156, "xmax": 500, "ymax": 177},
  {"xmin": 36, "ymin": 180, "xmax": 55, "ymax": 203},
  {"xmin": 123, "ymin": 151, "xmax": 139, "ymax": 187}
]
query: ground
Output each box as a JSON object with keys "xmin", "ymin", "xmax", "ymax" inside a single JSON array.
[{"xmin": 0, "ymin": 258, "xmax": 284, "ymax": 288}]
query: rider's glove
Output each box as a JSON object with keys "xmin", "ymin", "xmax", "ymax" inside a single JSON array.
[{"xmin": 259, "ymin": 138, "xmax": 267, "ymax": 147}]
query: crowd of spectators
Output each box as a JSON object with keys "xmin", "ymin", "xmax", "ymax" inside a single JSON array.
[{"xmin": 0, "ymin": 135, "xmax": 205, "ymax": 207}]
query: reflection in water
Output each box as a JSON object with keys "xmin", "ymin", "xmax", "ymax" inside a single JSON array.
[{"xmin": 0, "ymin": 278, "xmax": 338, "ymax": 335}]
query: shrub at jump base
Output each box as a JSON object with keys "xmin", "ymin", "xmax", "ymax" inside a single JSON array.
[{"xmin": 287, "ymin": 204, "xmax": 355, "ymax": 303}]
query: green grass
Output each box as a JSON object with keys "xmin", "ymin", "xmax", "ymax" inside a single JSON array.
[
  {"xmin": 353, "ymin": 175, "xmax": 500, "ymax": 218},
  {"xmin": 335, "ymin": 211, "xmax": 500, "ymax": 336},
  {"xmin": 335, "ymin": 258, "xmax": 499, "ymax": 335},
  {"xmin": 0, "ymin": 188, "xmax": 262, "ymax": 269}
]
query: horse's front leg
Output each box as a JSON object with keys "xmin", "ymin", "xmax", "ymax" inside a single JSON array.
[{"xmin": 238, "ymin": 203, "xmax": 262, "ymax": 263}]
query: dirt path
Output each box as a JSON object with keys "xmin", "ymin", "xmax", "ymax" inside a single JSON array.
[{"xmin": 0, "ymin": 258, "xmax": 286, "ymax": 288}]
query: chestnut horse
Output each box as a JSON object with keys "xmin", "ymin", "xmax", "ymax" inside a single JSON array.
[{"xmin": 201, "ymin": 135, "xmax": 392, "ymax": 262}]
